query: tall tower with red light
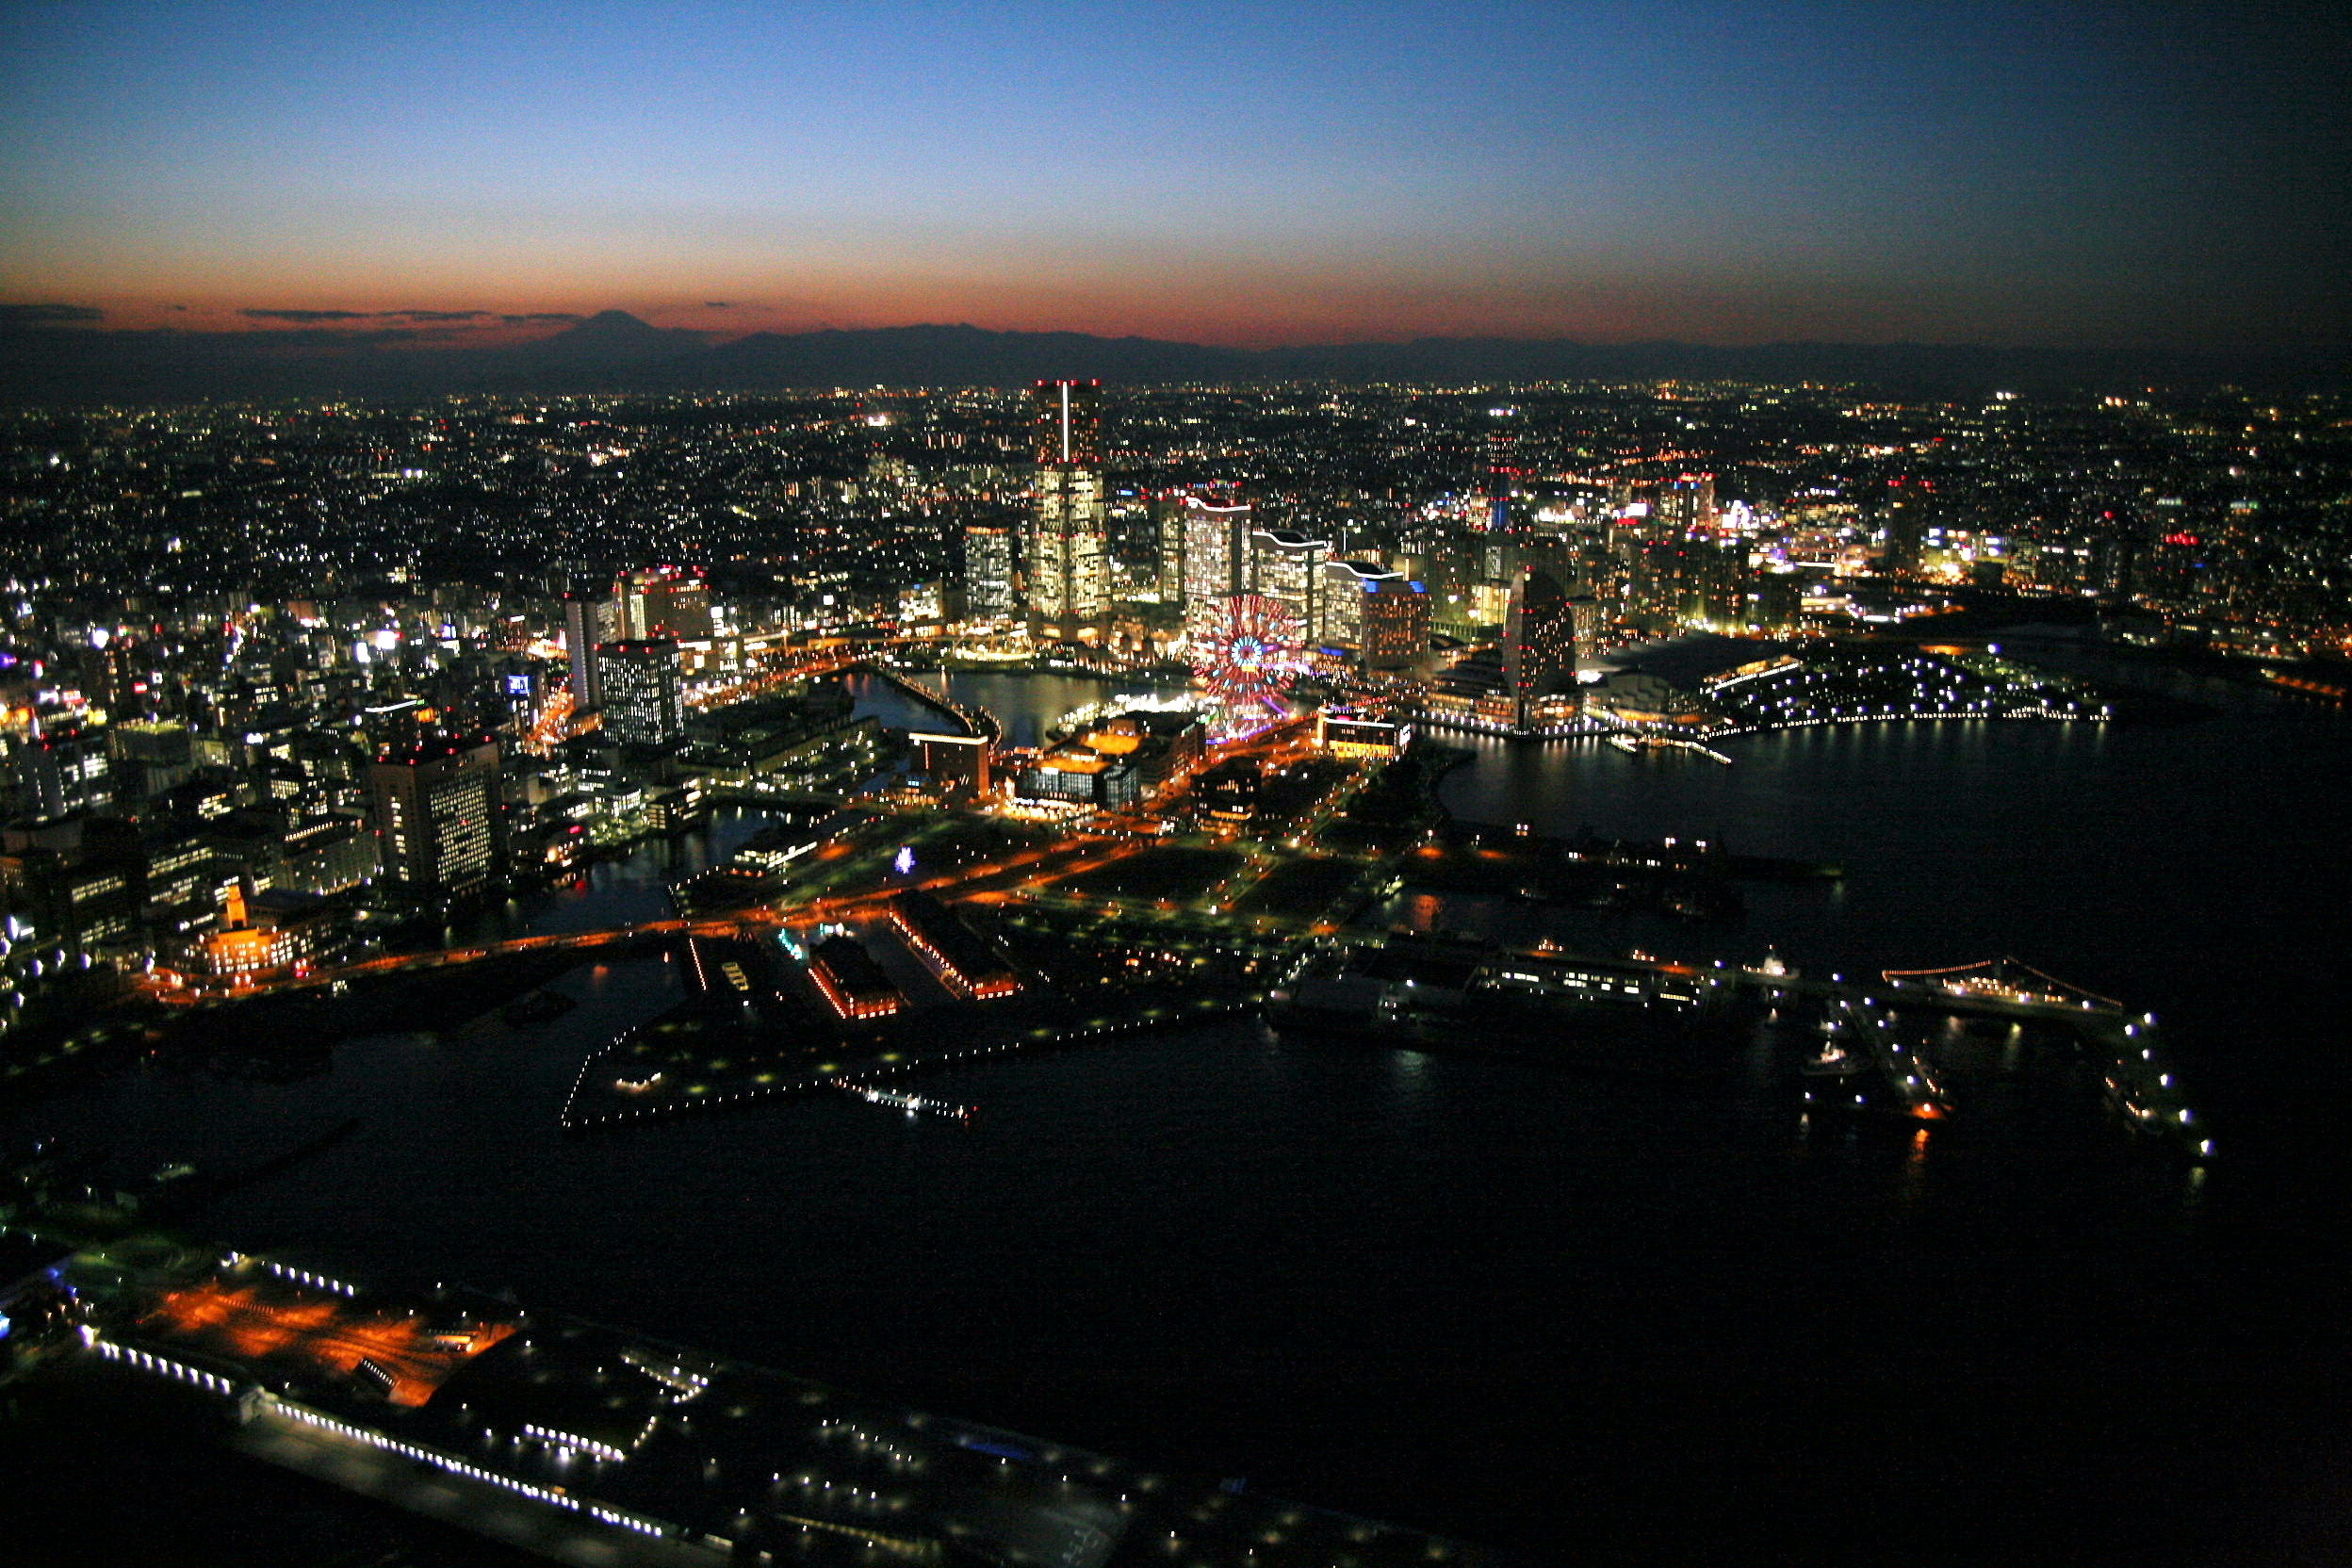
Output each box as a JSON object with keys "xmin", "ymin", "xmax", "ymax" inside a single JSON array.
[{"xmin": 1025, "ymin": 380, "xmax": 1108, "ymax": 640}]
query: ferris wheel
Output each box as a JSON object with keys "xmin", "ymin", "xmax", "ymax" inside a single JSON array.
[{"xmin": 1191, "ymin": 593, "xmax": 1302, "ymax": 735}]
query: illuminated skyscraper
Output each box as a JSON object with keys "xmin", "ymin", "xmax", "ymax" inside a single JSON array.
[
  {"xmin": 963, "ymin": 526, "xmax": 1017, "ymax": 619},
  {"xmin": 613, "ymin": 565, "xmax": 713, "ymax": 642},
  {"xmin": 562, "ymin": 586, "xmax": 604, "ymax": 711},
  {"xmin": 1182, "ymin": 496, "xmax": 1253, "ymax": 642},
  {"xmin": 1501, "ymin": 567, "xmax": 1578, "ymax": 730},
  {"xmin": 1316, "ymin": 560, "xmax": 1429, "ymax": 673},
  {"xmin": 1882, "ymin": 490, "xmax": 1929, "ymax": 578},
  {"xmin": 1483, "ymin": 414, "xmax": 1521, "ymax": 531},
  {"xmin": 1249, "ymin": 528, "xmax": 1331, "ymax": 638},
  {"xmin": 1151, "ymin": 492, "xmax": 1186, "ymax": 603},
  {"xmin": 1360, "ymin": 576, "xmax": 1432, "ymax": 672},
  {"xmin": 1316, "ymin": 560, "xmax": 1376, "ymax": 649},
  {"xmin": 1658, "ymin": 474, "xmax": 1717, "ymax": 537},
  {"xmin": 1024, "ymin": 380, "xmax": 1108, "ymax": 637},
  {"xmin": 367, "ymin": 734, "xmax": 501, "ymax": 895},
  {"xmin": 598, "ymin": 639, "xmax": 684, "ymax": 746}
]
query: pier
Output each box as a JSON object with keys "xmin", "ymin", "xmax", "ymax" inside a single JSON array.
[
  {"xmin": 41, "ymin": 1238, "xmax": 1493, "ymax": 1568},
  {"xmin": 864, "ymin": 663, "xmax": 1002, "ymax": 745},
  {"xmin": 1733, "ymin": 954, "xmax": 2209, "ymax": 1156}
]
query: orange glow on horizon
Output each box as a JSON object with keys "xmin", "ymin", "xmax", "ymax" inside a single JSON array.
[{"xmin": 19, "ymin": 247, "xmax": 2015, "ymax": 353}]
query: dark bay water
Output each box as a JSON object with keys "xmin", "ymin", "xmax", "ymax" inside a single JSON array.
[
  {"xmin": 845, "ymin": 666, "xmax": 1192, "ymax": 747},
  {"xmin": 9, "ymin": 677, "xmax": 2350, "ymax": 1567}
]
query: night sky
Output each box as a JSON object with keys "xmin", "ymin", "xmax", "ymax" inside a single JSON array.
[{"xmin": 2, "ymin": 0, "xmax": 2345, "ymax": 350}]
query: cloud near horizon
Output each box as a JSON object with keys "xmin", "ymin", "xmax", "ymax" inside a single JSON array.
[
  {"xmin": 0, "ymin": 302, "xmax": 105, "ymax": 326},
  {"xmin": 242, "ymin": 307, "xmax": 512, "ymax": 324}
]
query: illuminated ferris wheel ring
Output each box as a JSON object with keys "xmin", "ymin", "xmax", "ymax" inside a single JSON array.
[{"xmin": 1192, "ymin": 594, "xmax": 1303, "ymax": 723}]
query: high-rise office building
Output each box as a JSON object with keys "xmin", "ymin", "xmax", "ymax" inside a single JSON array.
[
  {"xmin": 1316, "ymin": 560, "xmax": 1378, "ymax": 649},
  {"xmin": 11, "ymin": 723, "xmax": 115, "ymax": 819},
  {"xmin": 1024, "ymin": 381, "xmax": 1108, "ymax": 637},
  {"xmin": 109, "ymin": 719, "xmax": 193, "ymax": 804},
  {"xmin": 597, "ymin": 639, "xmax": 684, "ymax": 746},
  {"xmin": 562, "ymin": 587, "xmax": 604, "ymax": 711},
  {"xmin": 613, "ymin": 565, "xmax": 713, "ymax": 642},
  {"xmin": 367, "ymin": 733, "xmax": 501, "ymax": 895},
  {"xmin": 1360, "ymin": 576, "xmax": 1430, "ymax": 673},
  {"xmin": 1483, "ymin": 417, "xmax": 1521, "ymax": 531},
  {"xmin": 1680, "ymin": 541, "xmax": 1748, "ymax": 625},
  {"xmin": 1881, "ymin": 492, "xmax": 1929, "ymax": 578},
  {"xmin": 1753, "ymin": 571, "xmax": 1805, "ymax": 633},
  {"xmin": 1627, "ymin": 538, "xmax": 1741, "ymax": 630},
  {"xmin": 1151, "ymin": 493, "xmax": 1187, "ymax": 603},
  {"xmin": 1566, "ymin": 594, "xmax": 1608, "ymax": 660},
  {"xmin": 1501, "ymin": 568, "xmax": 1578, "ymax": 730},
  {"xmin": 963, "ymin": 526, "xmax": 1017, "ymax": 619},
  {"xmin": 1316, "ymin": 560, "xmax": 1429, "ymax": 672},
  {"xmin": 1182, "ymin": 497, "xmax": 1254, "ymax": 641},
  {"xmin": 1249, "ymin": 529, "xmax": 1331, "ymax": 641},
  {"xmin": 1658, "ymin": 474, "xmax": 1718, "ymax": 537},
  {"xmin": 0, "ymin": 837, "xmax": 142, "ymax": 958}
]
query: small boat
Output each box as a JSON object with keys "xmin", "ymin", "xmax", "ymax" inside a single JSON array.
[
  {"xmin": 1799, "ymin": 1040, "xmax": 1863, "ymax": 1077},
  {"xmin": 831, "ymin": 1078, "xmax": 974, "ymax": 1121}
]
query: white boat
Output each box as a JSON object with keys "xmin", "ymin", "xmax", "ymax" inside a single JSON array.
[{"xmin": 832, "ymin": 1078, "xmax": 974, "ymax": 1121}]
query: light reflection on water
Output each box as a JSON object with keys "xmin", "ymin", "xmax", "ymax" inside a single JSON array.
[{"xmin": 6, "ymin": 692, "xmax": 2344, "ymax": 1563}]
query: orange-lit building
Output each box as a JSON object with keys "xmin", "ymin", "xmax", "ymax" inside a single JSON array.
[
  {"xmin": 887, "ymin": 892, "xmax": 1019, "ymax": 1001},
  {"xmin": 808, "ymin": 934, "xmax": 903, "ymax": 1021},
  {"xmin": 1316, "ymin": 710, "xmax": 1410, "ymax": 760},
  {"xmin": 1012, "ymin": 710, "xmax": 1204, "ymax": 811},
  {"xmin": 194, "ymin": 882, "xmax": 335, "ymax": 982}
]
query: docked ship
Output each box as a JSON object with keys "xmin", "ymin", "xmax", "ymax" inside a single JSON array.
[
  {"xmin": 831, "ymin": 1078, "xmax": 973, "ymax": 1121},
  {"xmin": 1800, "ymin": 994, "xmax": 1951, "ymax": 1122},
  {"xmin": 2101, "ymin": 1023, "xmax": 2213, "ymax": 1160},
  {"xmin": 1798, "ymin": 1037, "xmax": 1863, "ymax": 1078},
  {"xmin": 1267, "ymin": 935, "xmax": 1732, "ymax": 1079}
]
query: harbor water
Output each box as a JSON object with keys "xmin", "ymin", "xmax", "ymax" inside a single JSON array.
[{"xmin": 7, "ymin": 671, "xmax": 2349, "ymax": 1566}]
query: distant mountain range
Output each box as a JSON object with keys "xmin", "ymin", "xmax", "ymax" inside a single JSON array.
[{"xmin": 3, "ymin": 309, "xmax": 2343, "ymax": 405}]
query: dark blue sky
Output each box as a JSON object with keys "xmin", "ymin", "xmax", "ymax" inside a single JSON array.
[{"xmin": 1, "ymin": 0, "xmax": 2344, "ymax": 348}]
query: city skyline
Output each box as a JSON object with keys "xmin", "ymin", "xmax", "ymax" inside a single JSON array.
[
  {"xmin": 0, "ymin": 373, "xmax": 2344, "ymax": 1567},
  {"xmin": 4, "ymin": 1, "xmax": 2347, "ymax": 357},
  {"xmin": 4, "ymin": 7, "xmax": 2350, "ymax": 1563}
]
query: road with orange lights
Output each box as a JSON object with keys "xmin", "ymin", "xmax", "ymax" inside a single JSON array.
[{"xmin": 150, "ymin": 718, "xmax": 1380, "ymax": 1006}]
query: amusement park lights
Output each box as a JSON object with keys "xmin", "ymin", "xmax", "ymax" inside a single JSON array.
[{"xmin": 1190, "ymin": 594, "xmax": 1302, "ymax": 741}]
